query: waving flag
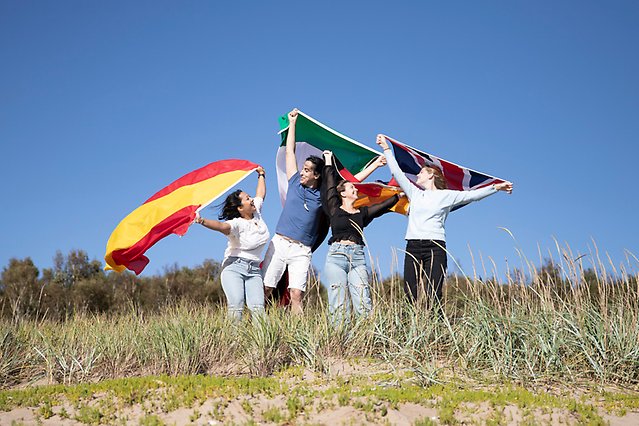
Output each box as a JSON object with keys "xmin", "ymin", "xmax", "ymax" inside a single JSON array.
[
  {"xmin": 276, "ymin": 110, "xmax": 381, "ymax": 205},
  {"xmin": 385, "ymin": 135, "xmax": 506, "ymax": 192},
  {"xmin": 353, "ymin": 180, "xmax": 409, "ymax": 215},
  {"xmin": 105, "ymin": 159, "xmax": 259, "ymax": 274},
  {"xmin": 328, "ymin": 155, "xmax": 408, "ymax": 215}
]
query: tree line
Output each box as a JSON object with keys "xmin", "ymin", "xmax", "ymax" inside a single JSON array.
[
  {"xmin": 0, "ymin": 250, "xmax": 225, "ymax": 321},
  {"xmin": 1, "ymin": 249, "xmax": 636, "ymax": 322}
]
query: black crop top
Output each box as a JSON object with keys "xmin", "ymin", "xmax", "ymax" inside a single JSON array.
[{"xmin": 321, "ymin": 164, "xmax": 399, "ymax": 245}]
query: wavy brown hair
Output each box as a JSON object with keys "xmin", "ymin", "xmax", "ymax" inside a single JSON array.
[{"xmin": 424, "ymin": 166, "xmax": 448, "ymax": 190}]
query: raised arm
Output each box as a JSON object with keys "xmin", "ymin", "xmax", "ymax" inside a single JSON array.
[
  {"xmin": 353, "ymin": 155, "xmax": 386, "ymax": 182},
  {"xmin": 362, "ymin": 193, "xmax": 403, "ymax": 226},
  {"xmin": 376, "ymin": 134, "xmax": 416, "ymax": 200},
  {"xmin": 255, "ymin": 166, "xmax": 266, "ymax": 200},
  {"xmin": 195, "ymin": 215, "xmax": 231, "ymax": 236},
  {"xmin": 447, "ymin": 181, "xmax": 514, "ymax": 209},
  {"xmin": 321, "ymin": 151, "xmax": 342, "ymax": 217},
  {"xmin": 285, "ymin": 108, "xmax": 299, "ymax": 180}
]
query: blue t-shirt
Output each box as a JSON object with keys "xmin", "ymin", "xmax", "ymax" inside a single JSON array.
[{"xmin": 275, "ymin": 172, "xmax": 322, "ymax": 247}]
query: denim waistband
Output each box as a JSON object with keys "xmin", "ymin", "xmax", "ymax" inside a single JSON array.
[
  {"xmin": 222, "ymin": 256, "xmax": 261, "ymax": 269},
  {"xmin": 329, "ymin": 242, "xmax": 365, "ymax": 251}
]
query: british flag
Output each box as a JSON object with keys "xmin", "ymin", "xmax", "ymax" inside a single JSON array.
[{"xmin": 385, "ymin": 135, "xmax": 505, "ymax": 191}]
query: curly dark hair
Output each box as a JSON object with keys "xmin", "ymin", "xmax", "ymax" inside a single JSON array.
[{"xmin": 218, "ymin": 190, "xmax": 243, "ymax": 221}]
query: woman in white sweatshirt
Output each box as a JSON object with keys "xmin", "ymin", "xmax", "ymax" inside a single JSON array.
[{"xmin": 376, "ymin": 135, "xmax": 513, "ymax": 305}]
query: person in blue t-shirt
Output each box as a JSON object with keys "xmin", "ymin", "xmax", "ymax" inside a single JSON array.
[{"xmin": 262, "ymin": 108, "xmax": 325, "ymax": 314}]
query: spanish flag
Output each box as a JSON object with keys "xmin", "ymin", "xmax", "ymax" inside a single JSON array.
[{"xmin": 105, "ymin": 159, "xmax": 258, "ymax": 274}]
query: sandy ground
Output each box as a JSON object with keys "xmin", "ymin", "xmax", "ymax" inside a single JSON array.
[
  {"xmin": 2, "ymin": 364, "xmax": 638, "ymax": 425},
  {"xmin": 3, "ymin": 398, "xmax": 639, "ymax": 425}
]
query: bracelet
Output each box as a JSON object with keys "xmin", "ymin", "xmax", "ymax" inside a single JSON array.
[
  {"xmin": 258, "ymin": 173, "xmax": 265, "ymax": 178},
  {"xmin": 197, "ymin": 217, "xmax": 204, "ymax": 224}
]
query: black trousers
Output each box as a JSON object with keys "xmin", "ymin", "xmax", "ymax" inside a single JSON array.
[{"xmin": 403, "ymin": 239, "xmax": 447, "ymax": 304}]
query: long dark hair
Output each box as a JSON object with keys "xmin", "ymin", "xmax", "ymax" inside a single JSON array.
[{"xmin": 218, "ymin": 189, "xmax": 243, "ymax": 220}]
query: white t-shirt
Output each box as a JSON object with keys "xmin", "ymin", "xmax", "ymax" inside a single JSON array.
[{"xmin": 223, "ymin": 196, "xmax": 270, "ymax": 262}]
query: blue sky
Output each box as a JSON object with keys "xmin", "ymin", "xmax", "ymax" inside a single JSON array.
[{"xmin": 2, "ymin": 1, "xmax": 638, "ymax": 280}]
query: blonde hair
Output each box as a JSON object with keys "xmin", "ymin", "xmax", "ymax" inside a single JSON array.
[{"xmin": 423, "ymin": 166, "xmax": 448, "ymax": 190}]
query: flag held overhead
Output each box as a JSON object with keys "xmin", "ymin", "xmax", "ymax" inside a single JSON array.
[
  {"xmin": 105, "ymin": 159, "xmax": 259, "ymax": 275},
  {"xmin": 276, "ymin": 109, "xmax": 381, "ymax": 206}
]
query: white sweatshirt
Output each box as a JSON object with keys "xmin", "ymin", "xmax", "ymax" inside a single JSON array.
[{"xmin": 385, "ymin": 148, "xmax": 497, "ymax": 241}]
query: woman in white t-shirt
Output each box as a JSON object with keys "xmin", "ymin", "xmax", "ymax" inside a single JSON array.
[{"xmin": 195, "ymin": 166, "xmax": 269, "ymax": 321}]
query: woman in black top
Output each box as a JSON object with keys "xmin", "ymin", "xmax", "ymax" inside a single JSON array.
[{"xmin": 321, "ymin": 150, "xmax": 402, "ymax": 322}]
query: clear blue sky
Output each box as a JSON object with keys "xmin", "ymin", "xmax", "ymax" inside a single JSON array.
[{"xmin": 2, "ymin": 1, "xmax": 638, "ymax": 280}]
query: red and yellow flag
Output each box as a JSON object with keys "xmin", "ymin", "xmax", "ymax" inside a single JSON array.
[
  {"xmin": 105, "ymin": 159, "xmax": 258, "ymax": 274},
  {"xmin": 354, "ymin": 180, "xmax": 408, "ymax": 215}
]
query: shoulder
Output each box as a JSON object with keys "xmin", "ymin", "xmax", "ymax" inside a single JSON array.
[
  {"xmin": 253, "ymin": 196, "xmax": 264, "ymax": 211},
  {"xmin": 288, "ymin": 171, "xmax": 301, "ymax": 185}
]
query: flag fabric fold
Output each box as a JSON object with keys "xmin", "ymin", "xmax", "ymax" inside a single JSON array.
[
  {"xmin": 384, "ymin": 135, "xmax": 506, "ymax": 192},
  {"xmin": 329, "ymin": 155, "xmax": 408, "ymax": 215},
  {"xmin": 276, "ymin": 110, "xmax": 381, "ymax": 206},
  {"xmin": 353, "ymin": 180, "xmax": 409, "ymax": 215},
  {"xmin": 105, "ymin": 159, "xmax": 259, "ymax": 274}
]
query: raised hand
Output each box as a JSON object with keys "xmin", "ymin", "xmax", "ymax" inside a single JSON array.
[
  {"xmin": 373, "ymin": 155, "xmax": 387, "ymax": 168},
  {"xmin": 376, "ymin": 134, "xmax": 390, "ymax": 151},
  {"xmin": 288, "ymin": 108, "xmax": 299, "ymax": 124},
  {"xmin": 322, "ymin": 150, "xmax": 333, "ymax": 166},
  {"xmin": 494, "ymin": 181, "xmax": 514, "ymax": 194}
]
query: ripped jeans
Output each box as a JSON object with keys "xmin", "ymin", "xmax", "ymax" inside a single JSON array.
[{"xmin": 322, "ymin": 243, "xmax": 372, "ymax": 323}]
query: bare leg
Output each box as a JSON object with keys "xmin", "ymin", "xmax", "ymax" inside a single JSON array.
[
  {"xmin": 264, "ymin": 286, "xmax": 274, "ymax": 299},
  {"xmin": 289, "ymin": 288, "xmax": 304, "ymax": 315}
]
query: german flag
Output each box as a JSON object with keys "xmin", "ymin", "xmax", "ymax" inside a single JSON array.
[
  {"xmin": 354, "ymin": 179, "xmax": 408, "ymax": 215},
  {"xmin": 105, "ymin": 159, "xmax": 258, "ymax": 274}
]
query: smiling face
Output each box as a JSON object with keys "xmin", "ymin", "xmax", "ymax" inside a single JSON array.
[
  {"xmin": 236, "ymin": 191, "xmax": 256, "ymax": 218},
  {"xmin": 300, "ymin": 160, "xmax": 320, "ymax": 187},
  {"xmin": 416, "ymin": 167, "xmax": 434, "ymax": 187},
  {"xmin": 339, "ymin": 182, "xmax": 358, "ymax": 201}
]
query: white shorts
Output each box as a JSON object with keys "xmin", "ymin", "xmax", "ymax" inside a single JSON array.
[{"xmin": 262, "ymin": 234, "xmax": 312, "ymax": 292}]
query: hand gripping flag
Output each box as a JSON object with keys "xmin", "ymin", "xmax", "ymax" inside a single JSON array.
[
  {"xmin": 105, "ymin": 159, "xmax": 259, "ymax": 274},
  {"xmin": 383, "ymin": 135, "xmax": 506, "ymax": 210}
]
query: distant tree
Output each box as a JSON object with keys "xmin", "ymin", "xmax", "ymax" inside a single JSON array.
[
  {"xmin": 0, "ymin": 257, "xmax": 42, "ymax": 320},
  {"xmin": 52, "ymin": 249, "xmax": 103, "ymax": 287}
]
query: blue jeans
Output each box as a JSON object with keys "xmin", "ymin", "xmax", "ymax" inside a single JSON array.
[
  {"xmin": 220, "ymin": 257, "xmax": 265, "ymax": 321},
  {"xmin": 323, "ymin": 243, "xmax": 371, "ymax": 323}
]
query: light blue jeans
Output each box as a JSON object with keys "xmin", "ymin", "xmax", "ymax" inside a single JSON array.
[
  {"xmin": 220, "ymin": 257, "xmax": 265, "ymax": 322},
  {"xmin": 323, "ymin": 243, "xmax": 372, "ymax": 323}
]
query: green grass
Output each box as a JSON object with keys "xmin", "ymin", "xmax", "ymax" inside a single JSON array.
[
  {"xmin": 0, "ymin": 243, "xmax": 638, "ymax": 423},
  {"xmin": 2, "ymin": 371, "xmax": 637, "ymax": 424}
]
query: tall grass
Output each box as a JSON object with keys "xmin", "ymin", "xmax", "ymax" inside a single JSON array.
[{"xmin": 1, "ymin": 243, "xmax": 637, "ymax": 389}]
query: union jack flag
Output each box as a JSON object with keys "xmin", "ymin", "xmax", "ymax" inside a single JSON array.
[{"xmin": 384, "ymin": 135, "xmax": 505, "ymax": 191}]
